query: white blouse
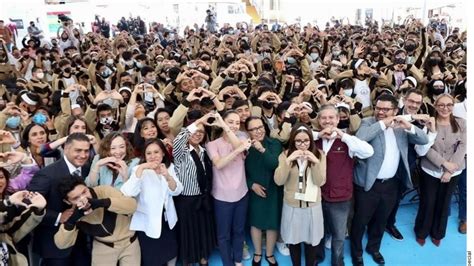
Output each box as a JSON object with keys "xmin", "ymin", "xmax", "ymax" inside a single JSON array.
[{"xmin": 121, "ymin": 163, "xmax": 183, "ymax": 239}]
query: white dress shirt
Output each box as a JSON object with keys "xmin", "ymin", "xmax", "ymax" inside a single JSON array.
[{"xmin": 319, "ymin": 133, "xmax": 374, "ymax": 159}]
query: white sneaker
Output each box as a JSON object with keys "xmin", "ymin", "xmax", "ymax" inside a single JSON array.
[
  {"xmin": 276, "ymin": 242, "xmax": 290, "ymax": 256},
  {"xmin": 242, "ymin": 243, "xmax": 251, "ymax": 260},
  {"xmin": 325, "ymin": 236, "xmax": 332, "ymax": 250}
]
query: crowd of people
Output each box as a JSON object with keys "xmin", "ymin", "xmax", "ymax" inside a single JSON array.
[{"xmin": 0, "ymin": 12, "xmax": 468, "ymax": 266}]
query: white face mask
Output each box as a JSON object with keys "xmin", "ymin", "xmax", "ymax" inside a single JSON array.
[
  {"xmin": 99, "ymin": 116, "xmax": 114, "ymax": 125},
  {"xmin": 36, "ymin": 73, "xmax": 45, "ymax": 79},
  {"xmin": 310, "ymin": 53, "xmax": 319, "ymax": 61},
  {"xmin": 343, "ymin": 89, "xmax": 353, "ymax": 97},
  {"xmin": 136, "ymin": 62, "xmax": 143, "ymax": 68},
  {"xmin": 106, "ymin": 58, "xmax": 114, "ymax": 65}
]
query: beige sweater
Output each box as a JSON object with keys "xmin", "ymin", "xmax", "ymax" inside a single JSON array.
[{"xmin": 274, "ymin": 151, "xmax": 326, "ymax": 208}]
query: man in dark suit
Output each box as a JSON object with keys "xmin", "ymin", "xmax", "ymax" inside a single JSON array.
[
  {"xmin": 27, "ymin": 133, "xmax": 92, "ymax": 266},
  {"xmin": 386, "ymin": 88, "xmax": 431, "ymax": 241},
  {"xmin": 350, "ymin": 94, "xmax": 428, "ymax": 266}
]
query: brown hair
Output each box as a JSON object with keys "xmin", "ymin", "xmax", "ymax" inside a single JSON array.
[
  {"xmin": 286, "ymin": 123, "xmax": 321, "ymax": 168},
  {"xmin": 434, "ymin": 94, "xmax": 460, "ymax": 133},
  {"xmin": 98, "ymin": 132, "xmax": 135, "ymax": 163},
  {"xmin": 62, "ymin": 115, "xmax": 93, "ymax": 138}
]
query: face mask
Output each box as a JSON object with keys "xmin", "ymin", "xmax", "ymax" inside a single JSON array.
[
  {"xmin": 101, "ymin": 68, "xmax": 112, "ymax": 78},
  {"xmin": 429, "ymin": 58, "xmax": 441, "ymax": 65},
  {"xmin": 99, "ymin": 116, "xmax": 114, "ymax": 125},
  {"xmin": 262, "ymin": 63, "xmax": 272, "ymax": 71},
  {"xmin": 405, "ymin": 44, "xmax": 416, "ymax": 52},
  {"xmin": 36, "ymin": 72, "xmax": 45, "ymax": 79},
  {"xmin": 64, "ymin": 67, "xmax": 71, "ymax": 74},
  {"xmin": 32, "ymin": 113, "xmax": 48, "ymax": 125},
  {"xmin": 106, "ymin": 58, "xmax": 114, "ymax": 65},
  {"xmin": 262, "ymin": 101, "xmax": 274, "ymax": 109},
  {"xmin": 310, "ymin": 53, "xmax": 319, "ymax": 61},
  {"xmin": 287, "ymin": 56, "xmax": 296, "ymax": 64},
  {"xmin": 433, "ymin": 88, "xmax": 445, "ymax": 96},
  {"xmin": 337, "ymin": 119, "xmax": 350, "ymax": 129},
  {"xmin": 332, "ymin": 50, "xmax": 341, "ymax": 57},
  {"xmin": 343, "ymin": 89, "xmax": 353, "ymax": 97},
  {"xmin": 5, "ymin": 116, "xmax": 21, "ymax": 129},
  {"xmin": 136, "ymin": 62, "xmax": 143, "ymax": 68}
]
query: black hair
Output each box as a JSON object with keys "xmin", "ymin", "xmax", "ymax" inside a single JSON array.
[
  {"xmin": 132, "ymin": 117, "xmax": 159, "ymax": 155},
  {"xmin": 58, "ymin": 176, "xmax": 86, "ymax": 200},
  {"xmin": 244, "ymin": 116, "xmax": 270, "ymax": 137},
  {"xmin": 375, "ymin": 93, "xmax": 398, "ymax": 109},
  {"xmin": 21, "ymin": 123, "xmax": 49, "ymax": 149},
  {"xmin": 64, "ymin": 132, "xmax": 91, "ymax": 146},
  {"xmin": 232, "ymin": 99, "xmax": 249, "ymax": 110},
  {"xmin": 140, "ymin": 66, "xmax": 154, "ymax": 77},
  {"xmin": 140, "ymin": 139, "xmax": 172, "ymax": 167}
]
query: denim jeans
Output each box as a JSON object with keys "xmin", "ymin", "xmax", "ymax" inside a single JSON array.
[
  {"xmin": 323, "ymin": 200, "xmax": 351, "ymax": 266},
  {"xmin": 214, "ymin": 193, "xmax": 249, "ymax": 266}
]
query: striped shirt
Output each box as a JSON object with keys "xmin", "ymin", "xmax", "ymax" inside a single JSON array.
[{"xmin": 172, "ymin": 124, "xmax": 206, "ymax": 196}]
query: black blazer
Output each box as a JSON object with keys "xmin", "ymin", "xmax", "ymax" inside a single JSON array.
[{"xmin": 27, "ymin": 157, "xmax": 91, "ymax": 259}]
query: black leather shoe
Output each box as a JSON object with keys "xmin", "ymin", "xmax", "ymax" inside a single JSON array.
[
  {"xmin": 351, "ymin": 256, "xmax": 364, "ymax": 266},
  {"xmin": 252, "ymin": 254, "xmax": 262, "ymax": 266},
  {"xmin": 386, "ymin": 225, "xmax": 404, "ymax": 241},
  {"xmin": 368, "ymin": 251, "xmax": 385, "ymax": 265}
]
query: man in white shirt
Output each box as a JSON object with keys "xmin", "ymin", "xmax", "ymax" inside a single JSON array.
[
  {"xmin": 350, "ymin": 94, "xmax": 428, "ymax": 266},
  {"xmin": 314, "ymin": 104, "xmax": 374, "ymax": 266}
]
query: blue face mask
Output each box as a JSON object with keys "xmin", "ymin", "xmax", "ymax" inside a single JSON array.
[
  {"xmin": 6, "ymin": 116, "xmax": 21, "ymax": 129},
  {"xmin": 287, "ymin": 56, "xmax": 296, "ymax": 64},
  {"xmin": 32, "ymin": 113, "xmax": 48, "ymax": 125}
]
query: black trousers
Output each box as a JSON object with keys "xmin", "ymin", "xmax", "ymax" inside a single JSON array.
[
  {"xmin": 350, "ymin": 178, "xmax": 399, "ymax": 257},
  {"xmin": 40, "ymin": 233, "xmax": 91, "ymax": 266},
  {"xmin": 288, "ymin": 243, "xmax": 319, "ymax": 266},
  {"xmin": 414, "ymin": 170, "xmax": 459, "ymax": 240}
]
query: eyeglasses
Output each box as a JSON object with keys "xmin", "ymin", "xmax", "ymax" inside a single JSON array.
[
  {"xmin": 295, "ymin": 139, "xmax": 311, "ymax": 145},
  {"xmin": 248, "ymin": 125, "xmax": 265, "ymax": 133},
  {"xmin": 374, "ymin": 107, "xmax": 395, "ymax": 113},
  {"xmin": 436, "ymin": 103, "xmax": 454, "ymax": 109}
]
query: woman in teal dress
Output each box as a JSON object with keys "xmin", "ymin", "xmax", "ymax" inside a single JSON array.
[{"xmin": 244, "ymin": 116, "xmax": 283, "ymax": 266}]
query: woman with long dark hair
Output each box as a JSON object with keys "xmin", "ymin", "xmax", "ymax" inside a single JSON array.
[
  {"xmin": 414, "ymin": 94, "xmax": 466, "ymax": 247},
  {"xmin": 274, "ymin": 123, "xmax": 326, "ymax": 266}
]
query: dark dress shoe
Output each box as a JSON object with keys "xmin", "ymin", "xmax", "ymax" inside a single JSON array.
[
  {"xmin": 369, "ymin": 251, "xmax": 385, "ymax": 265},
  {"xmin": 265, "ymin": 255, "xmax": 278, "ymax": 266},
  {"xmin": 431, "ymin": 238, "xmax": 441, "ymax": 247},
  {"xmin": 459, "ymin": 220, "xmax": 467, "ymax": 234},
  {"xmin": 352, "ymin": 256, "xmax": 364, "ymax": 266},
  {"xmin": 416, "ymin": 238, "xmax": 426, "ymax": 246},
  {"xmin": 252, "ymin": 254, "xmax": 262, "ymax": 266},
  {"xmin": 386, "ymin": 225, "xmax": 404, "ymax": 241}
]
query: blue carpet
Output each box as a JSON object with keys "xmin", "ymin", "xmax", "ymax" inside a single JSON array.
[{"xmin": 208, "ymin": 203, "xmax": 466, "ymax": 265}]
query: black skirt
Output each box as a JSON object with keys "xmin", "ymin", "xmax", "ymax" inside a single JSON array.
[
  {"xmin": 137, "ymin": 214, "xmax": 178, "ymax": 266},
  {"xmin": 175, "ymin": 195, "xmax": 217, "ymax": 263}
]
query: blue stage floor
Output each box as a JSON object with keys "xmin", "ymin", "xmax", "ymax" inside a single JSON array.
[{"xmin": 208, "ymin": 202, "xmax": 467, "ymax": 265}]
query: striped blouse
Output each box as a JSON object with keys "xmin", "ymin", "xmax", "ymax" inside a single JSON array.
[{"xmin": 172, "ymin": 123, "xmax": 207, "ymax": 196}]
